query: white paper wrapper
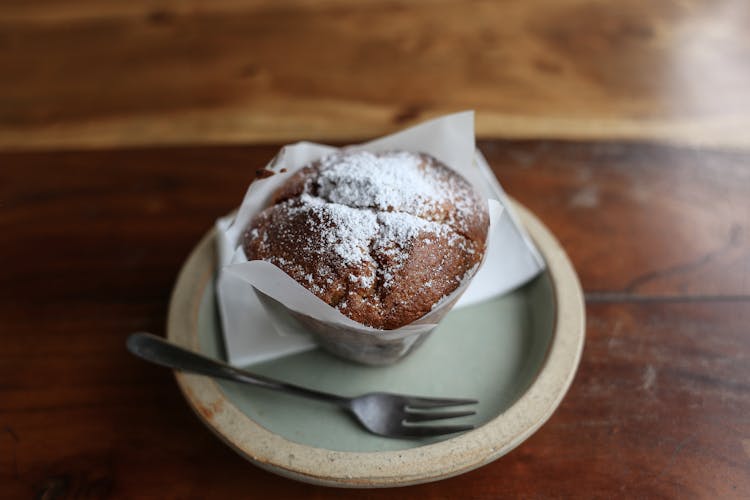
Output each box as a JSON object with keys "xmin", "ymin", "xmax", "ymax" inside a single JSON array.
[{"xmin": 216, "ymin": 112, "xmax": 545, "ymax": 365}]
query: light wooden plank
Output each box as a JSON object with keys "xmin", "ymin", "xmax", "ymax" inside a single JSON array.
[{"xmin": 2, "ymin": 0, "xmax": 749, "ymax": 149}]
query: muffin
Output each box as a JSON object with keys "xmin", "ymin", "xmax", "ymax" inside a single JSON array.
[{"xmin": 242, "ymin": 150, "xmax": 489, "ymax": 330}]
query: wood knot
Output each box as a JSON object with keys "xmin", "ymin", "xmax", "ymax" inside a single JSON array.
[
  {"xmin": 147, "ymin": 9, "xmax": 176, "ymax": 25},
  {"xmin": 393, "ymin": 105, "xmax": 423, "ymax": 124}
]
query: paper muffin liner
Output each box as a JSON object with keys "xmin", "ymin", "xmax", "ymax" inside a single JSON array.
[
  {"xmin": 260, "ymin": 291, "xmax": 466, "ymax": 365},
  {"xmin": 217, "ymin": 112, "xmax": 507, "ymax": 365}
]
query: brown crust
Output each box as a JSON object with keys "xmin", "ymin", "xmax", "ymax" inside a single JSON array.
[{"xmin": 243, "ymin": 151, "xmax": 489, "ymax": 329}]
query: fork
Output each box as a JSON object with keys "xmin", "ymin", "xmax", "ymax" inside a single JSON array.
[{"xmin": 127, "ymin": 333, "xmax": 477, "ymax": 438}]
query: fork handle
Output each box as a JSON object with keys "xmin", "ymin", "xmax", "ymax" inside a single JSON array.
[{"xmin": 127, "ymin": 333, "xmax": 351, "ymax": 407}]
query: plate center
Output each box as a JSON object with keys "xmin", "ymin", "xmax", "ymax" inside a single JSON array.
[{"xmin": 198, "ymin": 273, "xmax": 555, "ymax": 452}]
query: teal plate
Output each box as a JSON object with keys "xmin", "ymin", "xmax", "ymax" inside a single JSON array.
[{"xmin": 169, "ymin": 201, "xmax": 585, "ymax": 487}]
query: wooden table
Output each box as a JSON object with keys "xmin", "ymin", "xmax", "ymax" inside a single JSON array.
[
  {"xmin": 2, "ymin": 141, "xmax": 749, "ymax": 498},
  {"xmin": 2, "ymin": 0, "xmax": 750, "ymax": 150},
  {"xmin": 2, "ymin": 0, "xmax": 750, "ymax": 498}
]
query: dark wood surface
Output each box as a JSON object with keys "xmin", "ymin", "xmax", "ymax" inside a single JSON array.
[{"xmin": 2, "ymin": 141, "xmax": 749, "ymax": 498}]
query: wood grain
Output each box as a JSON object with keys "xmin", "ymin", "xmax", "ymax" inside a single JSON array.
[
  {"xmin": 1, "ymin": 141, "xmax": 749, "ymax": 497},
  {"xmin": 484, "ymin": 141, "xmax": 750, "ymax": 297},
  {"xmin": 2, "ymin": 0, "xmax": 750, "ymax": 150}
]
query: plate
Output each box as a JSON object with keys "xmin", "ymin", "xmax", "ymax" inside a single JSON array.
[{"xmin": 168, "ymin": 200, "xmax": 585, "ymax": 487}]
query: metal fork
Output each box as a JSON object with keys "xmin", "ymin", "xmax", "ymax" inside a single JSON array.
[{"xmin": 127, "ymin": 333, "xmax": 477, "ymax": 438}]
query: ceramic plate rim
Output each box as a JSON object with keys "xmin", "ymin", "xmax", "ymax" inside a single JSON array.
[{"xmin": 167, "ymin": 200, "xmax": 585, "ymax": 488}]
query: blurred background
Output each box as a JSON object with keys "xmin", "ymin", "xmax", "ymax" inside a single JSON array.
[{"xmin": 2, "ymin": 0, "xmax": 749, "ymax": 151}]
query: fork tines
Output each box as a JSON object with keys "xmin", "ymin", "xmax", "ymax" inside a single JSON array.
[
  {"xmin": 405, "ymin": 397, "xmax": 478, "ymax": 409},
  {"xmin": 403, "ymin": 409, "xmax": 477, "ymax": 422},
  {"xmin": 400, "ymin": 397, "xmax": 478, "ymax": 436}
]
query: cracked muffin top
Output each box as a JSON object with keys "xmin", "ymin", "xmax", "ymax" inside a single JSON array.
[{"xmin": 242, "ymin": 150, "xmax": 489, "ymax": 329}]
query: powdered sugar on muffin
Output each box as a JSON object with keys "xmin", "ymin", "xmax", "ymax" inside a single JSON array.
[{"xmin": 243, "ymin": 150, "xmax": 488, "ymax": 329}]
